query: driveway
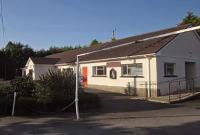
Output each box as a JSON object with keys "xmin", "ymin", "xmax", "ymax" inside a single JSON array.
[{"xmin": 0, "ymin": 90, "xmax": 200, "ymax": 135}]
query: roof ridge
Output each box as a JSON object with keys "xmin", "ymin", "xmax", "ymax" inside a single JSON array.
[{"xmin": 46, "ymin": 24, "xmax": 190, "ymax": 59}]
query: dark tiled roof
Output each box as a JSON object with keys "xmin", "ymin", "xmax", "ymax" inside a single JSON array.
[
  {"xmin": 43, "ymin": 24, "xmax": 190, "ymax": 64},
  {"xmin": 80, "ymin": 35, "xmax": 177, "ymax": 61},
  {"xmin": 30, "ymin": 57, "xmax": 60, "ymax": 64}
]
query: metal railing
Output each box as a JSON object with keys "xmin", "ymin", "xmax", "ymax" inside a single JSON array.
[{"xmin": 127, "ymin": 76, "xmax": 200, "ymax": 103}]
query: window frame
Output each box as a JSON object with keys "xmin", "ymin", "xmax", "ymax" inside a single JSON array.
[
  {"xmin": 164, "ymin": 63, "xmax": 177, "ymax": 77},
  {"xmin": 92, "ymin": 66, "xmax": 107, "ymax": 77},
  {"xmin": 121, "ymin": 63, "xmax": 143, "ymax": 77}
]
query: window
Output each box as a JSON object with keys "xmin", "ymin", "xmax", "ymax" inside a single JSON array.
[
  {"xmin": 93, "ymin": 66, "xmax": 106, "ymax": 76},
  {"xmin": 164, "ymin": 63, "xmax": 176, "ymax": 76},
  {"xmin": 122, "ymin": 63, "xmax": 143, "ymax": 76}
]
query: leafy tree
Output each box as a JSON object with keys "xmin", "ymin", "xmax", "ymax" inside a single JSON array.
[
  {"xmin": 111, "ymin": 37, "xmax": 116, "ymax": 41},
  {"xmin": 180, "ymin": 12, "xmax": 200, "ymax": 26},
  {"xmin": 90, "ymin": 39, "xmax": 99, "ymax": 46},
  {"xmin": 179, "ymin": 12, "xmax": 200, "ymax": 35},
  {"xmin": 0, "ymin": 42, "xmax": 84, "ymax": 80},
  {"xmin": 3, "ymin": 42, "xmax": 35, "ymax": 79},
  {"xmin": 10, "ymin": 76, "xmax": 35, "ymax": 97}
]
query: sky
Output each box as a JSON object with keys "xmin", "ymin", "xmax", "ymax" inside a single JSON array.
[{"xmin": 0, "ymin": 0, "xmax": 200, "ymax": 50}]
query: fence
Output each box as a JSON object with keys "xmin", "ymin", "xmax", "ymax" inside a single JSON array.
[{"xmin": 127, "ymin": 76, "xmax": 200, "ymax": 102}]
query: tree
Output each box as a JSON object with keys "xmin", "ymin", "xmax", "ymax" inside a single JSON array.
[
  {"xmin": 4, "ymin": 42, "xmax": 35, "ymax": 79},
  {"xmin": 0, "ymin": 41, "xmax": 85, "ymax": 80},
  {"xmin": 180, "ymin": 12, "xmax": 200, "ymax": 26},
  {"xmin": 111, "ymin": 37, "xmax": 116, "ymax": 41},
  {"xmin": 90, "ymin": 39, "xmax": 99, "ymax": 46},
  {"xmin": 179, "ymin": 12, "xmax": 200, "ymax": 35}
]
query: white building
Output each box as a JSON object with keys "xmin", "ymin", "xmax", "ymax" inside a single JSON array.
[{"xmin": 24, "ymin": 24, "xmax": 200, "ymax": 97}]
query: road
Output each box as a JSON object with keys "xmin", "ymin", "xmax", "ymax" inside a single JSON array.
[{"xmin": 0, "ymin": 90, "xmax": 200, "ymax": 135}]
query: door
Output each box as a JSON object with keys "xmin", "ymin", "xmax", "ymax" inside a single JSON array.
[
  {"xmin": 185, "ymin": 62, "xmax": 196, "ymax": 90},
  {"xmin": 82, "ymin": 67, "xmax": 88, "ymax": 87}
]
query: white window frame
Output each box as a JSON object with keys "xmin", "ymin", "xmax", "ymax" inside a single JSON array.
[
  {"xmin": 121, "ymin": 63, "xmax": 143, "ymax": 76},
  {"xmin": 93, "ymin": 66, "xmax": 107, "ymax": 76}
]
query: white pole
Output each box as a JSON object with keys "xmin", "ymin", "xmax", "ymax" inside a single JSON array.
[
  {"xmin": 11, "ymin": 92, "xmax": 17, "ymax": 116},
  {"xmin": 74, "ymin": 25, "xmax": 200, "ymax": 120},
  {"xmin": 75, "ymin": 56, "xmax": 80, "ymax": 120}
]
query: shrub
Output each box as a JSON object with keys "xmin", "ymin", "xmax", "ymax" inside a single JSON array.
[
  {"xmin": 10, "ymin": 76, "xmax": 36, "ymax": 97},
  {"xmin": 14, "ymin": 92, "xmax": 100, "ymax": 115},
  {"xmin": 35, "ymin": 70, "xmax": 76, "ymax": 103},
  {"xmin": 0, "ymin": 70, "xmax": 100, "ymax": 116},
  {"xmin": 0, "ymin": 95, "xmax": 13, "ymax": 115},
  {"xmin": 0, "ymin": 83, "xmax": 13, "ymax": 94}
]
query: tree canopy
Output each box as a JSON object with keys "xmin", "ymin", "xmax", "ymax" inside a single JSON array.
[
  {"xmin": 90, "ymin": 39, "xmax": 99, "ymax": 46},
  {"xmin": 179, "ymin": 12, "xmax": 200, "ymax": 35},
  {"xmin": 0, "ymin": 42, "xmax": 83, "ymax": 80},
  {"xmin": 179, "ymin": 12, "xmax": 200, "ymax": 26}
]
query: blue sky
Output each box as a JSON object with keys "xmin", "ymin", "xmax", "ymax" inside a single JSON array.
[{"xmin": 1, "ymin": 0, "xmax": 200, "ymax": 50}]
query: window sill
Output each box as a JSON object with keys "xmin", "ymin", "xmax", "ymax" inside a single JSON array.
[
  {"xmin": 164, "ymin": 75, "xmax": 178, "ymax": 77},
  {"xmin": 92, "ymin": 75, "xmax": 107, "ymax": 77},
  {"xmin": 120, "ymin": 75, "xmax": 144, "ymax": 78}
]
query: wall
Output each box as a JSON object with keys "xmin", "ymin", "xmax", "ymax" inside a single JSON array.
[
  {"xmin": 34, "ymin": 64, "xmax": 56, "ymax": 80},
  {"xmin": 156, "ymin": 31, "xmax": 200, "ymax": 95},
  {"xmin": 56, "ymin": 64, "xmax": 75, "ymax": 72},
  {"xmin": 80, "ymin": 57, "xmax": 157, "ymax": 96},
  {"xmin": 25, "ymin": 59, "xmax": 56, "ymax": 80}
]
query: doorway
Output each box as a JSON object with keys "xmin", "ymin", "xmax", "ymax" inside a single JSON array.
[
  {"xmin": 82, "ymin": 67, "xmax": 88, "ymax": 87},
  {"xmin": 185, "ymin": 62, "xmax": 196, "ymax": 89}
]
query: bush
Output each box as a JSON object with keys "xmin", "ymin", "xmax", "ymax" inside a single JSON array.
[
  {"xmin": 0, "ymin": 95, "xmax": 13, "ymax": 115},
  {"xmin": 14, "ymin": 93, "xmax": 99, "ymax": 115},
  {"xmin": 0, "ymin": 70, "xmax": 100, "ymax": 116},
  {"xmin": 10, "ymin": 76, "xmax": 35, "ymax": 97},
  {"xmin": 35, "ymin": 70, "xmax": 76, "ymax": 103},
  {"xmin": 0, "ymin": 84, "xmax": 13, "ymax": 94},
  {"xmin": 0, "ymin": 82, "xmax": 13, "ymax": 115}
]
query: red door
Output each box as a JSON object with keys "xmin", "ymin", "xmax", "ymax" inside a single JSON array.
[{"xmin": 82, "ymin": 67, "xmax": 88, "ymax": 87}]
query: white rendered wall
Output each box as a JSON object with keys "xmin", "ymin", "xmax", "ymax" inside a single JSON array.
[
  {"xmin": 80, "ymin": 57, "xmax": 157, "ymax": 89},
  {"xmin": 156, "ymin": 31, "xmax": 200, "ymax": 95}
]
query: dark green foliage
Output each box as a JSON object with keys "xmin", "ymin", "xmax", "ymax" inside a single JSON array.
[
  {"xmin": 10, "ymin": 76, "xmax": 36, "ymax": 97},
  {"xmin": 35, "ymin": 70, "xmax": 76, "ymax": 103},
  {"xmin": 111, "ymin": 37, "xmax": 116, "ymax": 41},
  {"xmin": 179, "ymin": 12, "xmax": 200, "ymax": 35},
  {"xmin": 0, "ymin": 82, "xmax": 13, "ymax": 115},
  {"xmin": 90, "ymin": 39, "xmax": 100, "ymax": 46},
  {"xmin": 180, "ymin": 12, "xmax": 200, "ymax": 26},
  {"xmin": 14, "ymin": 92, "xmax": 99, "ymax": 115},
  {"xmin": 0, "ymin": 42, "xmax": 84, "ymax": 80},
  {"xmin": 0, "ymin": 70, "xmax": 99, "ymax": 115}
]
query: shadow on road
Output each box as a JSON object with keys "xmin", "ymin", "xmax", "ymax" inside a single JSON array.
[
  {"xmin": 84, "ymin": 89, "xmax": 182, "ymax": 114},
  {"xmin": 0, "ymin": 116, "xmax": 199, "ymax": 135}
]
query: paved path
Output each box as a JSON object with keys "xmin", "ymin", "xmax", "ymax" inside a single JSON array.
[{"xmin": 0, "ymin": 90, "xmax": 200, "ymax": 135}]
